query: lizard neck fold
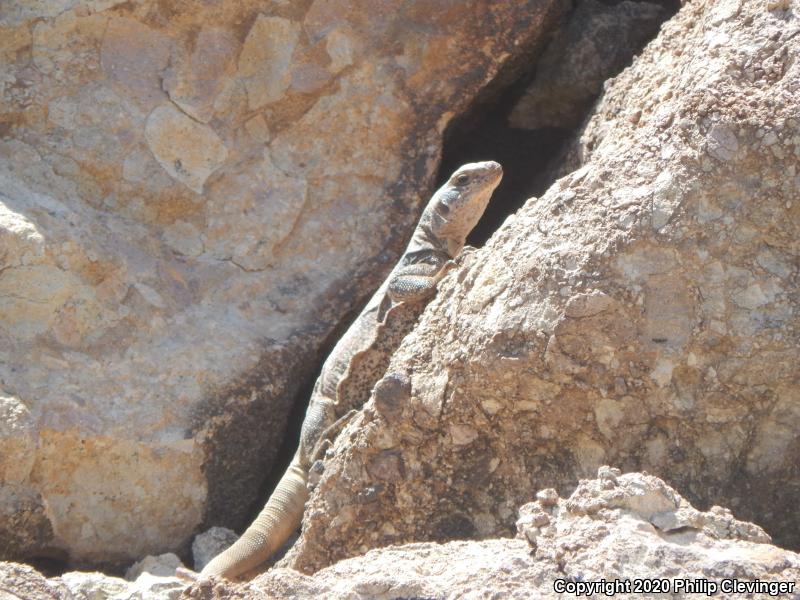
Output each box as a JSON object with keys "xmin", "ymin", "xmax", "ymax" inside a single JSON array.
[{"xmin": 411, "ymin": 219, "xmax": 460, "ymax": 258}]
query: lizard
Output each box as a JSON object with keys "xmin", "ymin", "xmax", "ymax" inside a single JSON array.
[{"xmin": 197, "ymin": 160, "xmax": 503, "ymax": 580}]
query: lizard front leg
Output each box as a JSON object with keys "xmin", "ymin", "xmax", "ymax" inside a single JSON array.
[{"xmin": 387, "ymin": 260, "xmax": 453, "ymax": 303}]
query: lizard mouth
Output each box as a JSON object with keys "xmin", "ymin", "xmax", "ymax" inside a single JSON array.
[{"xmin": 483, "ymin": 161, "xmax": 503, "ymax": 185}]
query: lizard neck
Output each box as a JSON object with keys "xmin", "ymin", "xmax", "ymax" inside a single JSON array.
[{"xmin": 410, "ymin": 218, "xmax": 462, "ymax": 258}]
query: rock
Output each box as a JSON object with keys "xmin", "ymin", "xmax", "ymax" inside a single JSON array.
[
  {"xmin": 509, "ymin": 0, "xmax": 670, "ymax": 130},
  {"xmin": 59, "ymin": 572, "xmax": 128, "ymax": 600},
  {"xmin": 180, "ymin": 471, "xmax": 800, "ymax": 599},
  {"xmin": 0, "ymin": 395, "xmax": 37, "ymax": 485},
  {"xmin": 162, "ymin": 27, "xmax": 239, "ymax": 124},
  {"xmin": 124, "ymin": 553, "xmax": 184, "ymax": 580},
  {"xmin": 191, "ymin": 528, "xmax": 238, "ymax": 572},
  {"xmin": 58, "ymin": 568, "xmax": 184, "ymax": 600},
  {"xmin": 282, "ymin": 0, "xmax": 800, "ymax": 573},
  {"xmin": 0, "ymin": 0, "xmax": 567, "ymax": 565},
  {"xmin": 0, "ymin": 562, "xmax": 72, "ymax": 600},
  {"xmin": 237, "ymin": 15, "xmax": 300, "ymax": 111},
  {"xmin": 2, "ymin": 475, "xmax": 798, "ymax": 598},
  {"xmin": 143, "ymin": 104, "xmax": 229, "ymax": 194},
  {"xmin": 51, "ymin": 553, "xmax": 186, "ymax": 600}
]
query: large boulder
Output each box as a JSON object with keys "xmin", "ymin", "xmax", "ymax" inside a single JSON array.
[
  {"xmin": 509, "ymin": 0, "xmax": 671, "ymax": 130},
  {"xmin": 282, "ymin": 0, "xmax": 800, "ymax": 573},
  {"xmin": 0, "ymin": 0, "xmax": 568, "ymax": 565},
  {"xmin": 4, "ymin": 470, "xmax": 797, "ymax": 599},
  {"xmin": 183, "ymin": 470, "xmax": 800, "ymax": 598}
]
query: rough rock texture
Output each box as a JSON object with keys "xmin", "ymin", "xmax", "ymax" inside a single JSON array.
[
  {"xmin": 48, "ymin": 553, "xmax": 186, "ymax": 599},
  {"xmin": 281, "ymin": 0, "xmax": 800, "ymax": 573},
  {"xmin": 4, "ymin": 471, "xmax": 795, "ymax": 599},
  {"xmin": 0, "ymin": 562, "xmax": 71, "ymax": 600},
  {"xmin": 509, "ymin": 0, "xmax": 670, "ymax": 130},
  {"xmin": 0, "ymin": 0, "xmax": 568, "ymax": 565},
  {"xmin": 58, "ymin": 571, "xmax": 184, "ymax": 600},
  {"xmin": 176, "ymin": 471, "xmax": 800, "ymax": 599},
  {"xmin": 124, "ymin": 553, "xmax": 184, "ymax": 581}
]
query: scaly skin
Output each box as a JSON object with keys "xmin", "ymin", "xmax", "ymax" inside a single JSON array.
[{"xmin": 199, "ymin": 161, "xmax": 503, "ymax": 580}]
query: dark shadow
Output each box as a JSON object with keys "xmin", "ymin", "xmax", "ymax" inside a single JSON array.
[{"xmin": 438, "ymin": 0, "xmax": 681, "ymax": 247}]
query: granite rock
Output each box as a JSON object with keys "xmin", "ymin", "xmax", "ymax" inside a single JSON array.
[
  {"xmin": 282, "ymin": 0, "xmax": 800, "ymax": 573},
  {"xmin": 180, "ymin": 471, "xmax": 800, "ymax": 599},
  {"xmin": 0, "ymin": 0, "xmax": 568, "ymax": 566}
]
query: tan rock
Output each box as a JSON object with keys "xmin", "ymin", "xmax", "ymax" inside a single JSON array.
[
  {"xmin": 204, "ymin": 153, "xmax": 306, "ymax": 271},
  {"xmin": 32, "ymin": 12, "xmax": 108, "ymax": 77},
  {"xmin": 509, "ymin": 0, "xmax": 670, "ymax": 130},
  {"xmin": 1, "ymin": 0, "xmax": 567, "ymax": 566},
  {"xmin": 58, "ymin": 563, "xmax": 185, "ymax": 599},
  {"xmin": 0, "ymin": 395, "xmax": 36, "ymax": 485},
  {"xmin": 238, "ymin": 15, "xmax": 300, "ymax": 110},
  {"xmin": 28, "ymin": 431, "xmax": 205, "ymax": 563},
  {"xmin": 0, "ymin": 562, "xmax": 71, "ymax": 600},
  {"xmin": 0, "ymin": 201, "xmax": 44, "ymax": 267},
  {"xmin": 3, "ymin": 471, "xmax": 798, "ymax": 597},
  {"xmin": 125, "ymin": 553, "xmax": 184, "ymax": 580},
  {"xmin": 163, "ymin": 27, "xmax": 239, "ymax": 124},
  {"xmin": 181, "ymin": 471, "xmax": 800, "ymax": 599},
  {"xmin": 101, "ymin": 17, "xmax": 172, "ymax": 109},
  {"xmin": 284, "ymin": 0, "xmax": 800, "ymax": 573},
  {"xmin": 144, "ymin": 104, "xmax": 228, "ymax": 194}
]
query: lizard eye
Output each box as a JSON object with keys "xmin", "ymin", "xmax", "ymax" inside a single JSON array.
[{"xmin": 455, "ymin": 174, "xmax": 470, "ymax": 186}]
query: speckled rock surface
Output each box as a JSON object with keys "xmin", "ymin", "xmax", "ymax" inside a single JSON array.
[
  {"xmin": 0, "ymin": 0, "xmax": 567, "ymax": 565},
  {"xmin": 3, "ymin": 472, "xmax": 797, "ymax": 598},
  {"xmin": 0, "ymin": 562, "xmax": 71, "ymax": 600},
  {"xmin": 281, "ymin": 0, "xmax": 800, "ymax": 573},
  {"xmin": 176, "ymin": 471, "xmax": 800, "ymax": 599},
  {"xmin": 509, "ymin": 0, "xmax": 670, "ymax": 130}
]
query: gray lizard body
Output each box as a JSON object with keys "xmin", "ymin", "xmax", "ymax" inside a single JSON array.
[{"xmin": 200, "ymin": 161, "xmax": 503, "ymax": 579}]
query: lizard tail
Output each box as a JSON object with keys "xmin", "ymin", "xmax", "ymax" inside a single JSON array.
[{"xmin": 200, "ymin": 454, "xmax": 308, "ymax": 579}]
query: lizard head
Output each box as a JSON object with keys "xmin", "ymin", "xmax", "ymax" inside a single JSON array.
[{"xmin": 428, "ymin": 161, "xmax": 503, "ymax": 248}]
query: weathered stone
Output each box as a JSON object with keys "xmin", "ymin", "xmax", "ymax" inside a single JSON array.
[
  {"xmin": 60, "ymin": 571, "xmax": 128, "ymax": 599},
  {"xmin": 0, "ymin": 562, "xmax": 71, "ymax": 600},
  {"xmin": 125, "ymin": 553, "xmax": 184, "ymax": 580},
  {"xmin": 2, "ymin": 473, "xmax": 799, "ymax": 598},
  {"xmin": 101, "ymin": 17, "xmax": 172, "ymax": 109},
  {"xmin": 30, "ymin": 431, "xmax": 206, "ymax": 565},
  {"xmin": 144, "ymin": 104, "xmax": 228, "ymax": 194},
  {"xmin": 1, "ymin": 0, "xmax": 568, "ymax": 567},
  {"xmin": 0, "ymin": 395, "xmax": 36, "ymax": 485},
  {"xmin": 163, "ymin": 28, "xmax": 239, "ymax": 124},
  {"xmin": 59, "ymin": 565, "xmax": 185, "ymax": 600},
  {"xmin": 509, "ymin": 0, "xmax": 670, "ymax": 130},
  {"xmin": 283, "ymin": 0, "xmax": 800, "ymax": 573},
  {"xmin": 204, "ymin": 154, "xmax": 307, "ymax": 271},
  {"xmin": 0, "ymin": 200, "xmax": 45, "ymax": 267},
  {"xmin": 238, "ymin": 15, "xmax": 300, "ymax": 110},
  {"xmin": 180, "ymin": 471, "xmax": 800, "ymax": 599}
]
